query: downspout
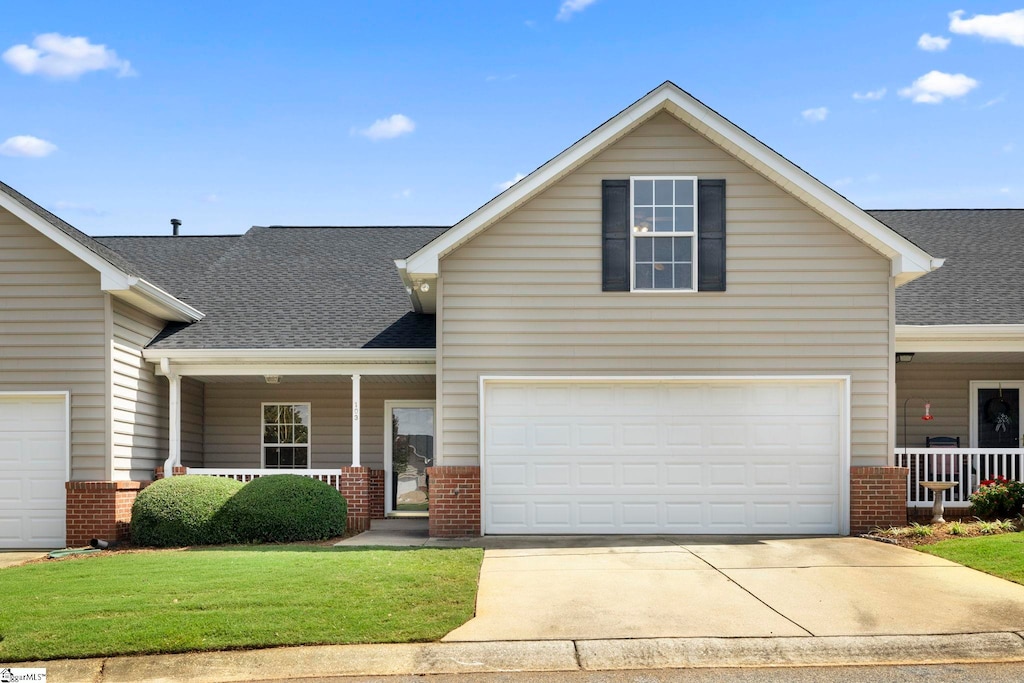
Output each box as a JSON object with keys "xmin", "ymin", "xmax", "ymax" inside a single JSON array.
[{"xmin": 162, "ymin": 358, "xmax": 182, "ymax": 477}]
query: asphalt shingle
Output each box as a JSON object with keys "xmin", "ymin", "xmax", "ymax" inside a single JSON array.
[
  {"xmin": 101, "ymin": 226, "xmax": 446, "ymax": 349},
  {"xmin": 870, "ymin": 209, "xmax": 1024, "ymax": 326}
]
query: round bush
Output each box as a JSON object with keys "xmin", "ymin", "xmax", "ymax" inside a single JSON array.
[
  {"xmin": 131, "ymin": 475, "xmax": 243, "ymax": 547},
  {"xmin": 219, "ymin": 474, "xmax": 347, "ymax": 543}
]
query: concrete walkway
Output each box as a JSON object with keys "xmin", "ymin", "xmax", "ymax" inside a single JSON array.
[{"xmin": 444, "ymin": 536, "xmax": 1024, "ymax": 641}]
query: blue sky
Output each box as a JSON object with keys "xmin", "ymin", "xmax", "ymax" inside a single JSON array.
[{"xmin": 0, "ymin": 2, "xmax": 1021, "ymax": 236}]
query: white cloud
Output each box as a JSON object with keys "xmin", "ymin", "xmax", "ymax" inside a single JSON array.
[
  {"xmin": 1003, "ymin": 142, "xmax": 1015, "ymax": 154},
  {"xmin": 0, "ymin": 135, "xmax": 57, "ymax": 157},
  {"xmin": 357, "ymin": 114, "xmax": 415, "ymax": 141},
  {"xmin": 898, "ymin": 70, "xmax": 978, "ymax": 104},
  {"xmin": 1000, "ymin": 187, "xmax": 1012, "ymax": 194},
  {"xmin": 801, "ymin": 107, "xmax": 828, "ymax": 123},
  {"xmin": 2, "ymin": 33, "xmax": 134, "ymax": 79},
  {"xmin": 981, "ymin": 93, "xmax": 1007, "ymax": 109},
  {"xmin": 556, "ymin": 0, "xmax": 596, "ymax": 21},
  {"xmin": 393, "ymin": 188, "xmax": 412, "ymax": 199},
  {"xmin": 833, "ymin": 177, "xmax": 853, "ymax": 187},
  {"xmin": 917, "ymin": 33, "xmax": 951, "ymax": 51},
  {"xmin": 852, "ymin": 88, "xmax": 887, "ymax": 101},
  {"xmin": 496, "ymin": 172, "xmax": 526, "ymax": 191},
  {"xmin": 949, "ymin": 9, "xmax": 1024, "ymax": 47},
  {"xmin": 201, "ymin": 193, "xmax": 220, "ymax": 204}
]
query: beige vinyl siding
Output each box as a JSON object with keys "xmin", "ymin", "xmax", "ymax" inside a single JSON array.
[
  {"xmin": 111, "ymin": 300, "xmax": 168, "ymax": 479},
  {"xmin": 181, "ymin": 377, "xmax": 204, "ymax": 467},
  {"xmin": 439, "ymin": 111, "xmax": 893, "ymax": 467},
  {"xmin": 0, "ymin": 208, "xmax": 107, "ymax": 480},
  {"xmin": 203, "ymin": 379, "xmax": 435, "ymax": 468},
  {"xmin": 896, "ymin": 362, "xmax": 1024, "ymax": 448}
]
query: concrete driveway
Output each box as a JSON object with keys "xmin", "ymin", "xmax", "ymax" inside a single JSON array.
[{"xmin": 443, "ymin": 536, "xmax": 1024, "ymax": 641}]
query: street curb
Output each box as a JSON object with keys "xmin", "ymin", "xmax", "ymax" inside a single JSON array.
[
  {"xmin": 576, "ymin": 632, "xmax": 1024, "ymax": 670},
  {"xmin": 17, "ymin": 633, "xmax": 1024, "ymax": 682}
]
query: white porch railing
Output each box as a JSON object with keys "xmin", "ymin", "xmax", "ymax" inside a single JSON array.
[
  {"xmin": 893, "ymin": 449, "xmax": 1024, "ymax": 508},
  {"xmin": 185, "ymin": 468, "xmax": 344, "ymax": 492}
]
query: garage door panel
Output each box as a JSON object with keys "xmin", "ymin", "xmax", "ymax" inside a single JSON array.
[
  {"xmin": 486, "ymin": 416, "xmax": 838, "ymax": 454},
  {"xmin": 486, "ymin": 494, "xmax": 840, "ymax": 535},
  {"xmin": 487, "ymin": 457, "xmax": 838, "ymax": 496}
]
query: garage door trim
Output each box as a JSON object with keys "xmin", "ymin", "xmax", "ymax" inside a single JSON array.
[{"xmin": 478, "ymin": 375, "xmax": 850, "ymax": 536}]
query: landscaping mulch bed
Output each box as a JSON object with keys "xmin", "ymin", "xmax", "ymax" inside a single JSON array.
[{"xmin": 863, "ymin": 519, "xmax": 1023, "ymax": 548}]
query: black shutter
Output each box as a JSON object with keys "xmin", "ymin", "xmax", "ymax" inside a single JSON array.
[
  {"xmin": 601, "ymin": 179, "xmax": 630, "ymax": 291},
  {"xmin": 697, "ymin": 179, "xmax": 726, "ymax": 292}
]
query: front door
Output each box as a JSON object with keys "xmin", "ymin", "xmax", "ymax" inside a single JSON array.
[
  {"xmin": 972, "ymin": 382, "xmax": 1023, "ymax": 448},
  {"xmin": 384, "ymin": 401, "xmax": 435, "ymax": 515}
]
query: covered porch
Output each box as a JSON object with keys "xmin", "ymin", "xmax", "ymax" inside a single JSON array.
[
  {"xmin": 149, "ymin": 349, "xmax": 438, "ymax": 530},
  {"xmin": 894, "ymin": 338, "xmax": 1024, "ymax": 514}
]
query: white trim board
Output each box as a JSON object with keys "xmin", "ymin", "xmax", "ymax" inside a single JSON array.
[
  {"xmin": 0, "ymin": 185, "xmax": 203, "ymax": 323},
  {"xmin": 405, "ymin": 82, "xmax": 939, "ymax": 294},
  {"xmin": 477, "ymin": 374, "xmax": 851, "ymax": 536},
  {"xmin": 896, "ymin": 325, "xmax": 1024, "ymax": 353}
]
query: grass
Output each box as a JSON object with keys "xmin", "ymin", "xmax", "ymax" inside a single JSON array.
[
  {"xmin": 0, "ymin": 546, "xmax": 482, "ymax": 662},
  {"xmin": 919, "ymin": 533, "xmax": 1024, "ymax": 585}
]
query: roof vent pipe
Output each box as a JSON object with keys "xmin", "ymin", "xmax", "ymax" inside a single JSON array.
[{"xmin": 171, "ymin": 218, "xmax": 182, "ymax": 236}]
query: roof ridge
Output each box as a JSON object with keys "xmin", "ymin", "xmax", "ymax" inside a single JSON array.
[
  {"xmin": 262, "ymin": 225, "xmax": 451, "ymax": 230},
  {"xmin": 869, "ymin": 208, "xmax": 1024, "ymax": 212}
]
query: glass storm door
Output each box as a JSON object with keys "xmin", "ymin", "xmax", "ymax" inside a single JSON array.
[
  {"xmin": 974, "ymin": 383, "xmax": 1023, "ymax": 448},
  {"xmin": 385, "ymin": 402, "xmax": 435, "ymax": 515}
]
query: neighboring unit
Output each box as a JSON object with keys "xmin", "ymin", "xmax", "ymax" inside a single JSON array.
[{"xmin": 0, "ymin": 82, "xmax": 1020, "ymax": 548}]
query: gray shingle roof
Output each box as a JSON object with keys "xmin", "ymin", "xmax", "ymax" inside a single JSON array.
[
  {"xmin": 870, "ymin": 209, "xmax": 1024, "ymax": 326},
  {"xmin": 101, "ymin": 226, "xmax": 447, "ymax": 349}
]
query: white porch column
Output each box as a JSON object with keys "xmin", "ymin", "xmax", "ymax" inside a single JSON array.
[
  {"xmin": 164, "ymin": 372, "xmax": 181, "ymax": 476},
  {"xmin": 351, "ymin": 373, "xmax": 361, "ymax": 467}
]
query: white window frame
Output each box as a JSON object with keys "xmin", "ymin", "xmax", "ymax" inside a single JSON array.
[
  {"xmin": 261, "ymin": 402, "xmax": 312, "ymax": 469},
  {"xmin": 629, "ymin": 175, "xmax": 698, "ymax": 293}
]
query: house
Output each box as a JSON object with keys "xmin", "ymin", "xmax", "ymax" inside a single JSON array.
[{"xmin": 1, "ymin": 82, "xmax": 1020, "ymax": 548}]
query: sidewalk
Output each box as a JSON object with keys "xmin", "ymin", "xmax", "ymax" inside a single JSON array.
[{"xmin": 20, "ymin": 632, "xmax": 1024, "ymax": 682}]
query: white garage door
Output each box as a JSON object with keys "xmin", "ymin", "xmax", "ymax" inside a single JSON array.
[
  {"xmin": 0, "ymin": 394, "xmax": 68, "ymax": 548},
  {"xmin": 482, "ymin": 378, "xmax": 846, "ymax": 535}
]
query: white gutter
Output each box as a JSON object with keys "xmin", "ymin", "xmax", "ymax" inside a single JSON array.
[{"xmin": 143, "ymin": 348, "xmax": 436, "ymax": 363}]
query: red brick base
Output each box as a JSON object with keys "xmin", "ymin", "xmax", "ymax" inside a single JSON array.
[
  {"xmin": 339, "ymin": 467, "xmax": 385, "ymax": 533},
  {"xmin": 65, "ymin": 480, "xmax": 148, "ymax": 547},
  {"xmin": 850, "ymin": 466, "xmax": 908, "ymax": 535},
  {"xmin": 428, "ymin": 466, "xmax": 481, "ymax": 537},
  {"xmin": 154, "ymin": 466, "xmax": 187, "ymax": 479}
]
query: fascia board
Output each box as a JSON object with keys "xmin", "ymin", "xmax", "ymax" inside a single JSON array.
[
  {"xmin": 404, "ymin": 89, "xmax": 661, "ymax": 275},
  {"xmin": 143, "ymin": 348, "xmax": 437, "ymax": 364},
  {"xmin": 0, "ymin": 187, "xmax": 204, "ymax": 322},
  {"xmin": 896, "ymin": 325, "xmax": 1024, "ymax": 353},
  {"xmin": 114, "ymin": 279, "xmax": 205, "ymax": 323},
  {"xmin": 0, "ymin": 189, "xmax": 136, "ymax": 286},
  {"xmin": 405, "ymin": 82, "xmax": 938, "ymax": 280}
]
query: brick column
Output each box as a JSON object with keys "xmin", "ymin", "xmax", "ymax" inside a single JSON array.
[
  {"xmin": 850, "ymin": 466, "xmax": 908, "ymax": 535},
  {"xmin": 65, "ymin": 481, "xmax": 148, "ymax": 547},
  {"xmin": 428, "ymin": 466, "xmax": 481, "ymax": 537},
  {"xmin": 339, "ymin": 467, "xmax": 385, "ymax": 533}
]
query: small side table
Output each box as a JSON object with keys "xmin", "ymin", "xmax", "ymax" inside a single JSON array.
[{"xmin": 920, "ymin": 481, "xmax": 959, "ymax": 524}]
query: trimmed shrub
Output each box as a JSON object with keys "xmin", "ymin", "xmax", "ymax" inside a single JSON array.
[
  {"xmin": 131, "ymin": 475, "xmax": 243, "ymax": 547},
  {"xmin": 219, "ymin": 474, "xmax": 347, "ymax": 543},
  {"xmin": 969, "ymin": 476, "xmax": 1024, "ymax": 520}
]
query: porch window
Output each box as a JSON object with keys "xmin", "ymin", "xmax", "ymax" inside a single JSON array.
[{"xmin": 262, "ymin": 403, "xmax": 311, "ymax": 468}]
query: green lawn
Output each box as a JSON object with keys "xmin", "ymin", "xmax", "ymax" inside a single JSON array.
[
  {"xmin": 918, "ymin": 532, "xmax": 1024, "ymax": 585},
  {"xmin": 0, "ymin": 546, "xmax": 482, "ymax": 662}
]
